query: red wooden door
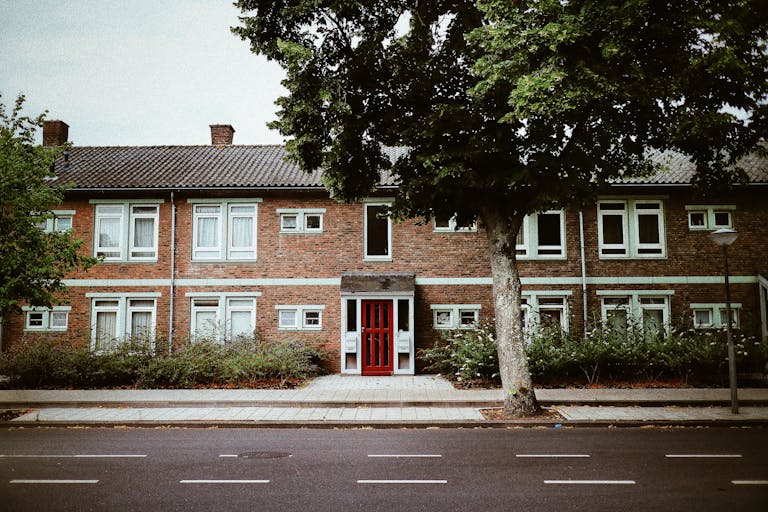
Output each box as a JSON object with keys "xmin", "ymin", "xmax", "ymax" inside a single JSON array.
[{"xmin": 361, "ymin": 300, "xmax": 394, "ymax": 376}]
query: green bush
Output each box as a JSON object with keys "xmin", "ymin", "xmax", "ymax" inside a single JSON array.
[
  {"xmin": 0, "ymin": 336, "xmax": 329, "ymax": 389},
  {"xmin": 418, "ymin": 319, "xmax": 768, "ymax": 387}
]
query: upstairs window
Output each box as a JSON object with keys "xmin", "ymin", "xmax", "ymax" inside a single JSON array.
[
  {"xmin": 36, "ymin": 210, "xmax": 74, "ymax": 233},
  {"xmin": 433, "ymin": 215, "xmax": 477, "ymax": 232},
  {"xmin": 598, "ymin": 200, "xmax": 665, "ymax": 258},
  {"xmin": 278, "ymin": 208, "xmax": 325, "ymax": 233},
  {"xmin": 94, "ymin": 202, "xmax": 160, "ymax": 261},
  {"xmin": 516, "ymin": 211, "xmax": 566, "ymax": 259},
  {"xmin": 191, "ymin": 201, "xmax": 258, "ymax": 260},
  {"xmin": 364, "ymin": 203, "xmax": 391, "ymax": 260},
  {"xmin": 686, "ymin": 205, "xmax": 735, "ymax": 231}
]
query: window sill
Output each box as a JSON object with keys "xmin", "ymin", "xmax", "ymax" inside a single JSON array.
[{"xmin": 363, "ymin": 257, "xmax": 393, "ymax": 263}]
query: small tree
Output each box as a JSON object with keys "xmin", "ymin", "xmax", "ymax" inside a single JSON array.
[
  {"xmin": 0, "ymin": 94, "xmax": 97, "ymax": 329},
  {"xmin": 234, "ymin": 1, "xmax": 767, "ymax": 414}
]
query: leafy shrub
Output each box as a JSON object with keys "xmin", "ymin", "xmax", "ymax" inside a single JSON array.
[
  {"xmin": 1, "ymin": 336, "xmax": 329, "ymax": 389},
  {"xmin": 419, "ymin": 321, "xmax": 499, "ymax": 383}
]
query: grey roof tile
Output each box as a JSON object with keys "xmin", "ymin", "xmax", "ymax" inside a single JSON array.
[{"xmin": 50, "ymin": 144, "xmax": 766, "ymax": 190}]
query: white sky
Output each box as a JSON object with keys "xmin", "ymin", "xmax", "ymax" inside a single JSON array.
[{"xmin": 0, "ymin": 0, "xmax": 287, "ymax": 146}]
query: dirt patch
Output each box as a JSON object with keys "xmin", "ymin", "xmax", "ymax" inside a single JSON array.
[{"xmin": 481, "ymin": 407, "xmax": 565, "ymax": 421}]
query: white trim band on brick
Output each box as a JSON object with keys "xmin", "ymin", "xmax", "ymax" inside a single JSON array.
[
  {"xmin": 357, "ymin": 480, "xmax": 448, "ymax": 484},
  {"xmin": 544, "ymin": 480, "xmax": 636, "ymax": 485}
]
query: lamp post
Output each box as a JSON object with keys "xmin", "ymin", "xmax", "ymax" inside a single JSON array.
[{"xmin": 708, "ymin": 228, "xmax": 739, "ymax": 414}]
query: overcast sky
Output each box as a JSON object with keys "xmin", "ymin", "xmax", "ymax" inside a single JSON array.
[{"xmin": 0, "ymin": 0, "xmax": 287, "ymax": 146}]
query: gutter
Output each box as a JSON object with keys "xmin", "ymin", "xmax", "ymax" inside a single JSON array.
[{"xmin": 169, "ymin": 191, "xmax": 176, "ymax": 352}]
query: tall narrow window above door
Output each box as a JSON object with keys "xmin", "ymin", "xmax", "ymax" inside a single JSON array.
[{"xmin": 364, "ymin": 203, "xmax": 391, "ymax": 260}]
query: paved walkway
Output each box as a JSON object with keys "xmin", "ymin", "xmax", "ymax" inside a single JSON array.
[{"xmin": 2, "ymin": 375, "xmax": 768, "ymax": 427}]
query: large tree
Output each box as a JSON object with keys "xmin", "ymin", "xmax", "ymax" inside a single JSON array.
[
  {"xmin": 0, "ymin": 94, "xmax": 97, "ymax": 327},
  {"xmin": 234, "ymin": 0, "xmax": 768, "ymax": 414}
]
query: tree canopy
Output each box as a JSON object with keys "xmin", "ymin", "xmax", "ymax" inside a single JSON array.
[
  {"xmin": 234, "ymin": 0, "xmax": 767, "ymax": 413},
  {"xmin": 0, "ymin": 94, "xmax": 96, "ymax": 317}
]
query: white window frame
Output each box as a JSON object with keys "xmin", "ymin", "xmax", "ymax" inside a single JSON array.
[
  {"xmin": 36, "ymin": 210, "xmax": 75, "ymax": 233},
  {"xmin": 690, "ymin": 303, "xmax": 742, "ymax": 329},
  {"xmin": 597, "ymin": 290, "xmax": 674, "ymax": 331},
  {"xmin": 432, "ymin": 216, "xmax": 477, "ymax": 233},
  {"xmin": 22, "ymin": 306, "xmax": 71, "ymax": 332},
  {"xmin": 189, "ymin": 199, "xmax": 261, "ymax": 261},
  {"xmin": 87, "ymin": 292, "xmax": 160, "ymax": 351},
  {"xmin": 514, "ymin": 212, "xmax": 566, "ymax": 259},
  {"xmin": 364, "ymin": 201, "xmax": 392, "ymax": 261},
  {"xmin": 430, "ymin": 304, "xmax": 481, "ymax": 329},
  {"xmin": 521, "ymin": 292, "xmax": 571, "ymax": 332},
  {"xmin": 227, "ymin": 204, "xmax": 258, "ymax": 260},
  {"xmin": 277, "ymin": 208, "xmax": 326, "ymax": 234},
  {"xmin": 187, "ymin": 293, "xmax": 260, "ymax": 342},
  {"xmin": 91, "ymin": 201, "xmax": 162, "ymax": 261},
  {"xmin": 126, "ymin": 298, "xmax": 157, "ymax": 340},
  {"xmin": 598, "ymin": 199, "xmax": 665, "ymax": 258},
  {"xmin": 275, "ymin": 305, "xmax": 325, "ymax": 331},
  {"xmin": 685, "ymin": 205, "xmax": 736, "ymax": 231}
]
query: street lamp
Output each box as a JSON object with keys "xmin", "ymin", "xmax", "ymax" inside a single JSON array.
[{"xmin": 708, "ymin": 228, "xmax": 739, "ymax": 414}]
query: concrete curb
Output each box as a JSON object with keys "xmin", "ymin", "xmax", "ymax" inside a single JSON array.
[{"xmin": 3, "ymin": 418, "xmax": 768, "ymax": 429}]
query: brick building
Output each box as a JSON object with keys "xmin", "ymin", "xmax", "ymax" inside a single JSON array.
[{"xmin": 3, "ymin": 121, "xmax": 767, "ymax": 375}]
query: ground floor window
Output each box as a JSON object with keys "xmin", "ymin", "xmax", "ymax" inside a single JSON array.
[
  {"xmin": 690, "ymin": 303, "xmax": 741, "ymax": 329},
  {"xmin": 598, "ymin": 291, "xmax": 672, "ymax": 334},
  {"xmin": 430, "ymin": 304, "xmax": 481, "ymax": 329},
  {"xmin": 276, "ymin": 305, "xmax": 324, "ymax": 331},
  {"xmin": 520, "ymin": 293, "xmax": 571, "ymax": 334},
  {"xmin": 23, "ymin": 306, "xmax": 70, "ymax": 332},
  {"xmin": 88, "ymin": 293, "xmax": 159, "ymax": 351},
  {"xmin": 189, "ymin": 293, "xmax": 259, "ymax": 343}
]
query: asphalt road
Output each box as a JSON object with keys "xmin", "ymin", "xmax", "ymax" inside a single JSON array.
[{"xmin": 0, "ymin": 427, "xmax": 766, "ymax": 511}]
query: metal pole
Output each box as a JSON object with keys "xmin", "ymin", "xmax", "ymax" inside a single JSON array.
[{"xmin": 723, "ymin": 245, "xmax": 739, "ymax": 414}]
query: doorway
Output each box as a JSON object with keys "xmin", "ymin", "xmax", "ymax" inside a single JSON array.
[{"xmin": 361, "ymin": 300, "xmax": 393, "ymax": 375}]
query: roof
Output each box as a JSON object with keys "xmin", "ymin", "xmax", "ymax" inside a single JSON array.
[{"xmin": 49, "ymin": 144, "xmax": 766, "ymax": 190}]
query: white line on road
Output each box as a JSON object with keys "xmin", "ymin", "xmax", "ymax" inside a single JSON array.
[
  {"xmin": 544, "ymin": 480, "xmax": 636, "ymax": 485},
  {"xmin": 218, "ymin": 454, "xmax": 239, "ymax": 458},
  {"xmin": 368, "ymin": 454, "xmax": 442, "ymax": 458},
  {"xmin": 516, "ymin": 454, "xmax": 590, "ymax": 458},
  {"xmin": 180, "ymin": 480, "xmax": 270, "ymax": 484},
  {"xmin": 665, "ymin": 454, "xmax": 742, "ymax": 458},
  {"xmin": 357, "ymin": 480, "xmax": 447, "ymax": 484},
  {"xmin": 0, "ymin": 454, "xmax": 146, "ymax": 458},
  {"xmin": 10, "ymin": 480, "xmax": 99, "ymax": 484},
  {"xmin": 732, "ymin": 480, "xmax": 768, "ymax": 485}
]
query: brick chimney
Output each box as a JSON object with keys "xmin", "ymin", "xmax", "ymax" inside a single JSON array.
[
  {"xmin": 210, "ymin": 124, "xmax": 235, "ymax": 146},
  {"xmin": 43, "ymin": 120, "xmax": 69, "ymax": 146}
]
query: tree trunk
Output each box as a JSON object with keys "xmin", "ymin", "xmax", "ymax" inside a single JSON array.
[{"xmin": 481, "ymin": 206, "xmax": 539, "ymax": 416}]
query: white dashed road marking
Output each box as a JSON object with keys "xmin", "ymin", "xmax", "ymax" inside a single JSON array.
[
  {"xmin": 358, "ymin": 480, "xmax": 447, "ymax": 484},
  {"xmin": 10, "ymin": 480, "xmax": 99, "ymax": 484},
  {"xmin": 544, "ymin": 480, "xmax": 636, "ymax": 485},
  {"xmin": 180, "ymin": 480, "xmax": 270, "ymax": 484},
  {"xmin": 516, "ymin": 454, "xmax": 590, "ymax": 458},
  {"xmin": 665, "ymin": 454, "xmax": 742, "ymax": 458},
  {"xmin": 368, "ymin": 454, "xmax": 442, "ymax": 458}
]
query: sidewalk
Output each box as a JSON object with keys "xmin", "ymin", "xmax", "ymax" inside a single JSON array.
[{"xmin": 2, "ymin": 374, "xmax": 768, "ymax": 427}]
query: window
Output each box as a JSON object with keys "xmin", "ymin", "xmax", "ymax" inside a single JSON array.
[
  {"xmin": 23, "ymin": 306, "xmax": 70, "ymax": 332},
  {"xmin": 516, "ymin": 211, "xmax": 566, "ymax": 258},
  {"xmin": 598, "ymin": 291, "xmax": 673, "ymax": 333},
  {"xmin": 190, "ymin": 294, "xmax": 258, "ymax": 342},
  {"xmin": 431, "ymin": 305, "xmax": 481, "ymax": 329},
  {"xmin": 276, "ymin": 305, "xmax": 324, "ymax": 330},
  {"xmin": 686, "ymin": 205, "xmax": 735, "ymax": 230},
  {"xmin": 278, "ymin": 208, "xmax": 325, "ymax": 233},
  {"xmin": 191, "ymin": 200, "xmax": 258, "ymax": 260},
  {"xmin": 88, "ymin": 294, "xmax": 158, "ymax": 351},
  {"xmin": 433, "ymin": 215, "xmax": 477, "ymax": 232},
  {"xmin": 93, "ymin": 202, "xmax": 160, "ymax": 261},
  {"xmin": 598, "ymin": 200, "xmax": 665, "ymax": 258},
  {"xmin": 364, "ymin": 203, "xmax": 391, "ymax": 260},
  {"xmin": 521, "ymin": 293, "xmax": 571, "ymax": 332},
  {"xmin": 36, "ymin": 210, "xmax": 74, "ymax": 233},
  {"xmin": 691, "ymin": 303, "xmax": 741, "ymax": 329}
]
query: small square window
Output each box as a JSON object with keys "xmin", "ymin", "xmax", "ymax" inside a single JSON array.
[
  {"xmin": 50, "ymin": 311, "xmax": 69, "ymax": 328},
  {"xmin": 719, "ymin": 308, "xmax": 739, "ymax": 328},
  {"xmin": 713, "ymin": 211, "xmax": 732, "ymax": 228},
  {"xmin": 303, "ymin": 310, "xmax": 321, "ymax": 327},
  {"xmin": 459, "ymin": 310, "xmax": 478, "ymax": 326},
  {"xmin": 693, "ymin": 309, "xmax": 713, "ymax": 327},
  {"xmin": 279, "ymin": 310, "xmax": 298, "ymax": 329},
  {"xmin": 281, "ymin": 214, "xmax": 298, "ymax": 230},
  {"xmin": 434, "ymin": 310, "xmax": 453, "ymax": 328},
  {"xmin": 305, "ymin": 214, "xmax": 322, "ymax": 231},
  {"xmin": 27, "ymin": 312, "xmax": 44, "ymax": 327},
  {"xmin": 688, "ymin": 211, "xmax": 707, "ymax": 229}
]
